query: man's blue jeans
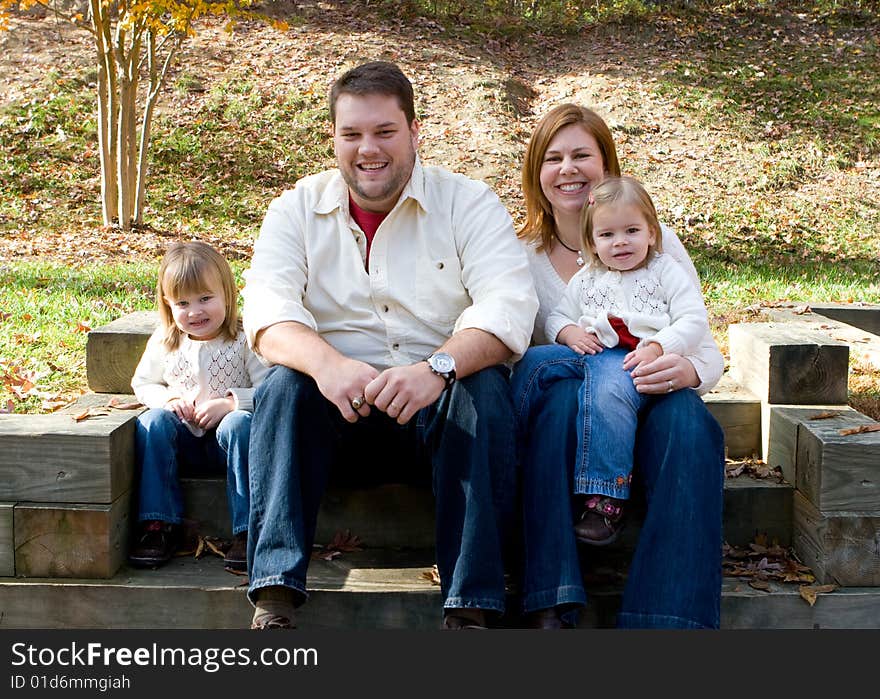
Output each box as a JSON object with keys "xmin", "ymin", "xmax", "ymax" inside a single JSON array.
[
  {"xmin": 135, "ymin": 408, "xmax": 251, "ymax": 534},
  {"xmin": 246, "ymin": 365, "xmax": 517, "ymax": 616},
  {"xmin": 510, "ymin": 344, "xmax": 724, "ymax": 628}
]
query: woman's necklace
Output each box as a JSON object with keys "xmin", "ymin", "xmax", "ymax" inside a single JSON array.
[{"xmin": 555, "ymin": 235, "xmax": 584, "ymax": 267}]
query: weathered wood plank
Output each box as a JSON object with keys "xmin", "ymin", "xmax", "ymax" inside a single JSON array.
[
  {"xmin": 807, "ymin": 303, "xmax": 880, "ymax": 337},
  {"xmin": 182, "ymin": 477, "xmax": 438, "ymax": 548},
  {"xmin": 87, "ymin": 310, "xmax": 157, "ymax": 394},
  {"xmin": 795, "ymin": 408, "xmax": 880, "ymax": 512},
  {"xmin": 703, "ymin": 375, "xmax": 761, "ymax": 459},
  {"xmin": 729, "ymin": 322, "xmax": 849, "ymax": 405},
  {"xmin": 3, "ymin": 553, "xmax": 880, "ymax": 629},
  {"xmin": 766, "ymin": 406, "xmax": 803, "ymax": 486},
  {"xmin": 0, "ymin": 503, "xmax": 13, "ymax": 577},
  {"xmin": 762, "ymin": 305, "xmax": 880, "ymax": 368},
  {"xmin": 13, "ymin": 493, "xmax": 130, "ymax": 579},
  {"xmin": 722, "ymin": 477, "xmax": 793, "ymax": 547},
  {"xmin": 0, "ymin": 410, "xmax": 137, "ymax": 503},
  {"xmin": 793, "ymin": 491, "xmax": 880, "ymax": 587}
]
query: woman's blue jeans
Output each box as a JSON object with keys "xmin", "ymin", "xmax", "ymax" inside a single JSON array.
[
  {"xmin": 246, "ymin": 365, "xmax": 517, "ymax": 615},
  {"xmin": 510, "ymin": 344, "xmax": 725, "ymax": 628},
  {"xmin": 134, "ymin": 408, "xmax": 251, "ymax": 534}
]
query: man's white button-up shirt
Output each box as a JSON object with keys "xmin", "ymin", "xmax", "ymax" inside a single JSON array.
[{"xmin": 242, "ymin": 158, "xmax": 538, "ymax": 369}]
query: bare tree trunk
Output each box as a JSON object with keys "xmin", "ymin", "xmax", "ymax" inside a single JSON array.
[
  {"xmin": 134, "ymin": 31, "xmax": 177, "ymax": 226},
  {"xmin": 90, "ymin": 0, "xmax": 117, "ymax": 226}
]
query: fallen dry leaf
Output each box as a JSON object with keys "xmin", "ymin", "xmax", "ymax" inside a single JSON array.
[
  {"xmin": 72, "ymin": 406, "xmax": 111, "ymax": 421},
  {"xmin": 224, "ymin": 567, "xmax": 248, "ymax": 577},
  {"xmin": 809, "ymin": 411, "xmax": 841, "ymax": 420},
  {"xmin": 749, "ymin": 580, "xmax": 771, "ymax": 591},
  {"xmin": 72, "ymin": 408, "xmax": 91, "ymax": 421},
  {"xmin": 311, "ymin": 548, "xmax": 342, "ymax": 561},
  {"xmin": 1, "ymin": 399, "xmax": 16, "ymax": 414},
  {"xmin": 799, "ymin": 584, "xmax": 837, "ymax": 606},
  {"xmin": 204, "ymin": 537, "xmax": 228, "ymax": 557},
  {"xmin": 108, "ymin": 396, "xmax": 143, "ymax": 410},
  {"xmin": 839, "ymin": 423, "xmax": 880, "ymax": 436},
  {"xmin": 194, "ymin": 537, "xmax": 207, "ymax": 559},
  {"xmin": 327, "ymin": 529, "xmax": 364, "ymax": 552},
  {"xmin": 421, "ymin": 565, "xmax": 441, "ymax": 586}
]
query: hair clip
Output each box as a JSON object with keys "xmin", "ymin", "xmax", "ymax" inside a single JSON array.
[{"xmin": 587, "ymin": 191, "xmax": 595, "ymax": 206}]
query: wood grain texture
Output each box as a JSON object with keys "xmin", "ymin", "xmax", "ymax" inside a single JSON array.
[
  {"xmin": 13, "ymin": 493, "xmax": 130, "ymax": 579},
  {"xmin": 795, "ymin": 408, "xmax": 880, "ymax": 512},
  {"xmin": 729, "ymin": 322, "xmax": 849, "ymax": 405},
  {"xmin": 3, "ymin": 552, "xmax": 880, "ymax": 629},
  {"xmin": 0, "ymin": 410, "xmax": 137, "ymax": 503},
  {"xmin": 762, "ymin": 305, "xmax": 880, "ymax": 368},
  {"xmin": 86, "ymin": 310, "xmax": 157, "ymax": 393},
  {"xmin": 703, "ymin": 375, "xmax": 761, "ymax": 458},
  {"xmin": 793, "ymin": 491, "xmax": 880, "ymax": 587},
  {"xmin": 0, "ymin": 503, "xmax": 13, "ymax": 577},
  {"xmin": 807, "ymin": 303, "xmax": 880, "ymax": 337}
]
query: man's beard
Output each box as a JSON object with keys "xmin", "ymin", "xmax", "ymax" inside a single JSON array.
[{"xmin": 340, "ymin": 149, "xmax": 416, "ymax": 210}]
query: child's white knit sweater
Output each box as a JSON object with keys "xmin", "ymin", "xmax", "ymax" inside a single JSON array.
[
  {"xmin": 545, "ymin": 252, "xmax": 709, "ymax": 356},
  {"xmin": 131, "ymin": 328, "xmax": 269, "ymax": 436}
]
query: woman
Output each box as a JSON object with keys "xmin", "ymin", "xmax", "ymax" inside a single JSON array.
[{"xmin": 512, "ymin": 104, "xmax": 725, "ymax": 629}]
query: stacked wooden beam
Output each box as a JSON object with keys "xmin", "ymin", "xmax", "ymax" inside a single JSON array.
[{"xmin": 731, "ymin": 312, "xmax": 880, "ymax": 587}]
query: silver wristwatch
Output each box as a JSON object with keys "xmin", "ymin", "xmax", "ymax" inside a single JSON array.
[{"xmin": 425, "ymin": 352, "xmax": 456, "ymax": 388}]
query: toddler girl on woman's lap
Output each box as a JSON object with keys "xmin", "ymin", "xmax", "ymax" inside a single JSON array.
[
  {"xmin": 545, "ymin": 176, "xmax": 710, "ymax": 546},
  {"xmin": 129, "ymin": 241, "xmax": 268, "ymax": 570}
]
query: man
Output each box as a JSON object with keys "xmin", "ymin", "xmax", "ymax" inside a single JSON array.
[{"xmin": 241, "ymin": 61, "xmax": 537, "ymax": 629}]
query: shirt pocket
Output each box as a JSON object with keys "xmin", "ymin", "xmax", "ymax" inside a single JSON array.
[{"xmin": 414, "ymin": 254, "xmax": 468, "ymax": 327}]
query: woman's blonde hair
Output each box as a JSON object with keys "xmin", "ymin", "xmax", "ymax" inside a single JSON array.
[
  {"xmin": 580, "ymin": 176, "xmax": 663, "ymax": 269},
  {"xmin": 157, "ymin": 241, "xmax": 239, "ymax": 350},
  {"xmin": 519, "ymin": 103, "xmax": 621, "ymax": 252}
]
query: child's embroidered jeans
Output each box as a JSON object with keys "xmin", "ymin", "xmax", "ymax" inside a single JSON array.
[{"xmin": 134, "ymin": 407, "xmax": 251, "ymax": 534}]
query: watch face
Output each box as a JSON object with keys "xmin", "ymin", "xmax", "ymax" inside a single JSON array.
[{"xmin": 430, "ymin": 353, "xmax": 455, "ymax": 374}]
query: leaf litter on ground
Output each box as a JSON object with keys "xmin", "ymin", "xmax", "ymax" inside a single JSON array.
[
  {"xmin": 724, "ymin": 456, "xmax": 785, "ymax": 483},
  {"xmin": 723, "ymin": 535, "xmax": 836, "ymax": 605},
  {"xmin": 311, "ymin": 529, "xmax": 364, "ymax": 561}
]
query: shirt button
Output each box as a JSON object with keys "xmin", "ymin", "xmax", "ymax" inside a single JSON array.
[
  {"xmin": 355, "ymin": 236, "xmax": 361, "ymax": 243},
  {"xmin": 383, "ymin": 305, "xmax": 389, "ymax": 312},
  {"xmin": 392, "ymin": 343, "xmax": 399, "ymax": 350},
  {"xmin": 436, "ymin": 262, "xmax": 444, "ymax": 269}
]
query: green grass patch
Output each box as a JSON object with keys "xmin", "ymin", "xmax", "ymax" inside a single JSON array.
[{"xmin": 0, "ymin": 261, "xmax": 253, "ymax": 413}]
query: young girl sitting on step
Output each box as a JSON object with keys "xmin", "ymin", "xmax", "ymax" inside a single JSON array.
[
  {"xmin": 545, "ymin": 176, "xmax": 710, "ymax": 546},
  {"xmin": 129, "ymin": 241, "xmax": 268, "ymax": 571}
]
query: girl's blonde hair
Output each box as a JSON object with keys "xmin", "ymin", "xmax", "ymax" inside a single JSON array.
[
  {"xmin": 157, "ymin": 241, "xmax": 239, "ymax": 350},
  {"xmin": 580, "ymin": 176, "xmax": 663, "ymax": 269},
  {"xmin": 519, "ymin": 103, "xmax": 621, "ymax": 252}
]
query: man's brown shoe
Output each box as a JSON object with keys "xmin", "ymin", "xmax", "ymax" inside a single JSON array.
[{"xmin": 224, "ymin": 531, "xmax": 248, "ymax": 572}]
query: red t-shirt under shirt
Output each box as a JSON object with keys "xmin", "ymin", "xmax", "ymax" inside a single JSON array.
[{"xmin": 349, "ymin": 196, "xmax": 388, "ymax": 267}]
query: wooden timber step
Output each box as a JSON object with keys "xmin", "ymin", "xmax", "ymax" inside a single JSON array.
[
  {"xmin": 1, "ymin": 549, "xmax": 878, "ymax": 629},
  {"xmin": 182, "ymin": 472, "xmax": 794, "ymax": 550}
]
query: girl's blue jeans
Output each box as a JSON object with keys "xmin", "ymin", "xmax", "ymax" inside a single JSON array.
[
  {"xmin": 134, "ymin": 407, "xmax": 251, "ymax": 534},
  {"xmin": 510, "ymin": 343, "xmax": 725, "ymax": 628},
  {"xmin": 245, "ymin": 365, "xmax": 517, "ymax": 615},
  {"xmin": 512, "ymin": 345, "xmax": 647, "ymax": 499}
]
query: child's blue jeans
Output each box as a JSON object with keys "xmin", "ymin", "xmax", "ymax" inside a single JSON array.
[
  {"xmin": 511, "ymin": 345, "xmax": 644, "ymax": 500},
  {"xmin": 134, "ymin": 407, "xmax": 251, "ymax": 534}
]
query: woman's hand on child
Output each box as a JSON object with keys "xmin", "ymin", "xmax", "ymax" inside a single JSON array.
[
  {"xmin": 630, "ymin": 353, "xmax": 700, "ymax": 394},
  {"xmin": 623, "ymin": 342, "xmax": 663, "ymax": 372},
  {"xmin": 557, "ymin": 325, "xmax": 604, "ymax": 355},
  {"xmin": 193, "ymin": 397, "xmax": 236, "ymax": 430},
  {"xmin": 166, "ymin": 398, "xmax": 195, "ymax": 422}
]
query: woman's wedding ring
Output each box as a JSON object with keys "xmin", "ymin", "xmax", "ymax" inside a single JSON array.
[{"xmin": 667, "ymin": 380, "xmax": 675, "ymax": 393}]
